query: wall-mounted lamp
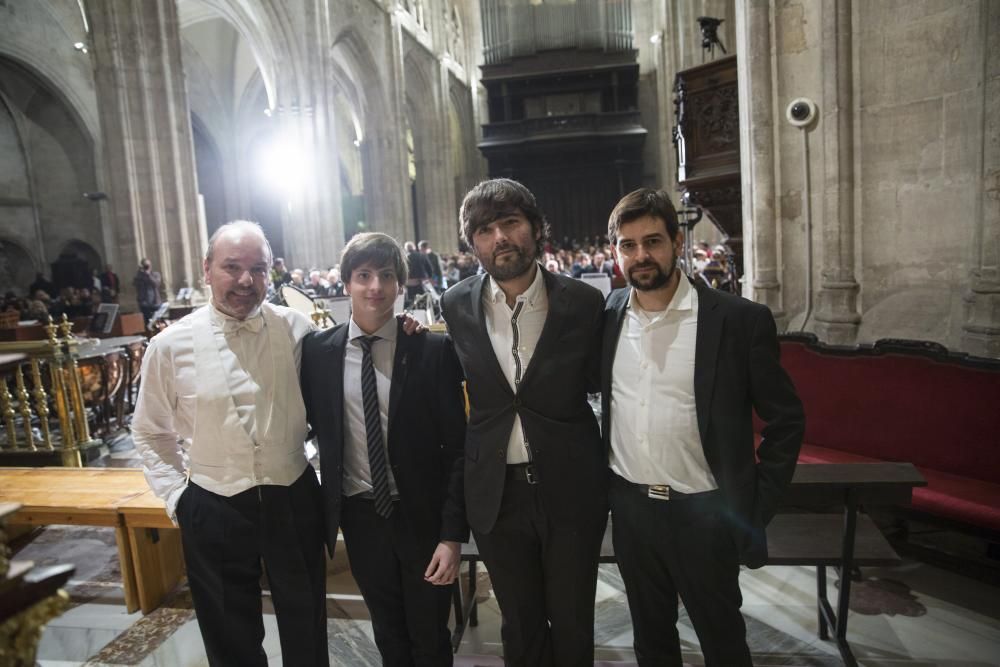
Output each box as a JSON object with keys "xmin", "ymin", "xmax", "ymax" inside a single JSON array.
[{"xmin": 73, "ymin": 41, "xmax": 88, "ymax": 54}]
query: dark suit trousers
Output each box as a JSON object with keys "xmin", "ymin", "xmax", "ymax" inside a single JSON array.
[
  {"xmin": 473, "ymin": 473, "xmax": 606, "ymax": 667},
  {"xmin": 608, "ymin": 473, "xmax": 751, "ymax": 667},
  {"xmin": 340, "ymin": 495, "xmax": 454, "ymax": 667},
  {"xmin": 176, "ymin": 467, "xmax": 328, "ymax": 667}
]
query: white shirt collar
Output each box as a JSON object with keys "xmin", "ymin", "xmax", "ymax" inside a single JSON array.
[
  {"xmin": 348, "ymin": 316, "xmax": 398, "ymax": 343},
  {"xmin": 627, "ymin": 270, "xmax": 693, "ymax": 315},
  {"xmin": 485, "ymin": 262, "xmax": 546, "ymax": 308}
]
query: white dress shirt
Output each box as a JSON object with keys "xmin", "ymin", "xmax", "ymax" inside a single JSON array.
[
  {"xmin": 132, "ymin": 302, "xmax": 315, "ymax": 520},
  {"xmin": 482, "ymin": 264, "xmax": 548, "ymax": 464},
  {"xmin": 342, "ymin": 316, "xmax": 399, "ymax": 497},
  {"xmin": 609, "ymin": 276, "xmax": 718, "ymax": 492}
]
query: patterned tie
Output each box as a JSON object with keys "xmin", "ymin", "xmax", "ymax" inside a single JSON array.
[{"xmin": 358, "ymin": 335, "xmax": 393, "ymax": 517}]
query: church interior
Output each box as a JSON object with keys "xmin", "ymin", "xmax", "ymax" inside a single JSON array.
[{"xmin": 1, "ymin": 0, "xmax": 999, "ymax": 665}]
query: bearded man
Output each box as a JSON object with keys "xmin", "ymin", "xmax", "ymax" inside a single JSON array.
[
  {"xmin": 600, "ymin": 189, "xmax": 804, "ymax": 666},
  {"xmin": 441, "ymin": 179, "xmax": 607, "ymax": 667}
]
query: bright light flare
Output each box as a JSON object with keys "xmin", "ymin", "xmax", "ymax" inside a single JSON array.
[{"xmin": 257, "ymin": 135, "xmax": 311, "ymax": 199}]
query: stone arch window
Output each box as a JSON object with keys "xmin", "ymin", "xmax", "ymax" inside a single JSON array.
[
  {"xmin": 0, "ymin": 239, "xmax": 37, "ymax": 296},
  {"xmin": 58, "ymin": 239, "xmax": 102, "ymax": 274}
]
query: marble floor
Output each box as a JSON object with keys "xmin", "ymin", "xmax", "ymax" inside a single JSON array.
[
  {"xmin": 10, "ymin": 521, "xmax": 999, "ymax": 667},
  {"xmin": 14, "ymin": 436, "xmax": 1000, "ymax": 665}
]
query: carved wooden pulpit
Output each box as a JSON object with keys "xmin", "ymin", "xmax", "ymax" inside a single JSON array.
[{"xmin": 673, "ymin": 54, "xmax": 743, "ymax": 281}]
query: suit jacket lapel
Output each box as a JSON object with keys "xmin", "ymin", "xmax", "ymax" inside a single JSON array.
[
  {"xmin": 694, "ymin": 282, "xmax": 724, "ymax": 446},
  {"xmin": 471, "ymin": 275, "xmax": 513, "ymax": 394},
  {"xmin": 387, "ymin": 319, "xmax": 409, "ymax": 436},
  {"xmin": 602, "ymin": 288, "xmax": 630, "ymax": 398},
  {"xmin": 327, "ymin": 325, "xmax": 349, "ymax": 455}
]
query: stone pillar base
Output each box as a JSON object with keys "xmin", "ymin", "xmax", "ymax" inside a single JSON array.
[
  {"xmin": 750, "ymin": 279, "xmax": 787, "ymax": 329},
  {"xmin": 814, "ymin": 280, "xmax": 860, "ymax": 345},
  {"xmin": 962, "ymin": 272, "xmax": 1000, "ymax": 358}
]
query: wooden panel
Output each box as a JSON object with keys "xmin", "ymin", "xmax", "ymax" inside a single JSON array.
[
  {"xmin": 115, "ymin": 524, "xmax": 140, "ymax": 613},
  {"xmin": 766, "ymin": 514, "xmax": 900, "ymax": 566},
  {"xmin": 128, "ymin": 526, "xmax": 185, "ymax": 614},
  {"xmin": 0, "ymin": 467, "xmax": 151, "ymax": 515}
]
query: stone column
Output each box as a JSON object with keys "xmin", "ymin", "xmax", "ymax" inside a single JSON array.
[
  {"xmin": 422, "ymin": 60, "xmax": 459, "ymax": 254},
  {"xmin": 735, "ymin": 0, "xmax": 784, "ymax": 322},
  {"xmin": 962, "ymin": 0, "xmax": 1000, "ymax": 358},
  {"xmin": 86, "ymin": 0, "xmax": 203, "ymax": 303},
  {"xmin": 369, "ymin": 8, "xmax": 415, "ymax": 244},
  {"xmin": 813, "ymin": 0, "xmax": 861, "ymax": 344},
  {"xmin": 275, "ymin": 0, "xmax": 343, "ymax": 270}
]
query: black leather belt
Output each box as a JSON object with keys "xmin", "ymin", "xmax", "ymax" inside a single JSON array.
[
  {"xmin": 506, "ymin": 463, "xmax": 539, "ymax": 484},
  {"xmin": 615, "ymin": 474, "xmax": 717, "ymax": 501}
]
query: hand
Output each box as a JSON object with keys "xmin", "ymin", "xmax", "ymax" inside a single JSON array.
[
  {"xmin": 398, "ymin": 312, "xmax": 426, "ymax": 335},
  {"xmin": 423, "ymin": 540, "xmax": 460, "ymax": 585}
]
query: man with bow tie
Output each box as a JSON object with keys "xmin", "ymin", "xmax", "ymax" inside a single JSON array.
[{"xmin": 132, "ymin": 221, "xmax": 328, "ymax": 666}]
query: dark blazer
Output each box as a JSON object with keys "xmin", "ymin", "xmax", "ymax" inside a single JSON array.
[
  {"xmin": 441, "ymin": 267, "xmax": 607, "ymax": 534},
  {"xmin": 300, "ymin": 319, "xmax": 468, "ymax": 553},
  {"xmin": 600, "ymin": 280, "xmax": 805, "ymax": 568}
]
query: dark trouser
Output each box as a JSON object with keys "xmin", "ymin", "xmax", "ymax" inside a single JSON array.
[
  {"xmin": 609, "ymin": 473, "xmax": 751, "ymax": 667},
  {"xmin": 175, "ymin": 467, "xmax": 328, "ymax": 667},
  {"xmin": 340, "ymin": 495, "xmax": 453, "ymax": 667},
  {"xmin": 473, "ymin": 471, "xmax": 606, "ymax": 667},
  {"xmin": 405, "ymin": 284, "xmax": 424, "ymax": 308},
  {"xmin": 139, "ymin": 304, "xmax": 158, "ymax": 324}
]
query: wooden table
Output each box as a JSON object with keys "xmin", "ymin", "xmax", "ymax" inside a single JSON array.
[
  {"xmin": 0, "ymin": 467, "xmax": 182, "ymax": 614},
  {"xmin": 782, "ymin": 462, "xmax": 926, "ymax": 667}
]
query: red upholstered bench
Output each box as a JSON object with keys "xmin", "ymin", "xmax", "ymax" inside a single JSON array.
[{"xmin": 758, "ymin": 334, "xmax": 1000, "ymax": 534}]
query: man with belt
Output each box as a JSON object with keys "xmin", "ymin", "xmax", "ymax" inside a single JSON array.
[
  {"xmin": 132, "ymin": 221, "xmax": 327, "ymax": 666},
  {"xmin": 442, "ymin": 179, "xmax": 607, "ymax": 666},
  {"xmin": 601, "ymin": 189, "xmax": 804, "ymax": 666},
  {"xmin": 300, "ymin": 232, "xmax": 467, "ymax": 665}
]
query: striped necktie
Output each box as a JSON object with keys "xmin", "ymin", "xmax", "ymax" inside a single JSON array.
[{"xmin": 358, "ymin": 335, "xmax": 393, "ymax": 517}]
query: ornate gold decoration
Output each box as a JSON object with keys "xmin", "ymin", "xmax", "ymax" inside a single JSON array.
[
  {"xmin": 0, "ymin": 590, "xmax": 70, "ymax": 667},
  {"xmin": 14, "ymin": 366, "xmax": 36, "ymax": 451},
  {"xmin": 30, "ymin": 359, "xmax": 53, "ymax": 450},
  {"xmin": 0, "ymin": 375, "xmax": 17, "ymax": 449}
]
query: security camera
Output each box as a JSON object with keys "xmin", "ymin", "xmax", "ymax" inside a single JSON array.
[{"xmin": 786, "ymin": 98, "xmax": 817, "ymax": 127}]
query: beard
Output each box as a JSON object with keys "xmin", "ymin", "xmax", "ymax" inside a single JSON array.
[
  {"xmin": 628, "ymin": 254, "xmax": 677, "ymax": 292},
  {"xmin": 478, "ymin": 243, "xmax": 537, "ymax": 282}
]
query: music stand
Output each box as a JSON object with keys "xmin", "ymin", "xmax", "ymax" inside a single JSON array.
[{"xmin": 579, "ymin": 273, "xmax": 612, "ymax": 298}]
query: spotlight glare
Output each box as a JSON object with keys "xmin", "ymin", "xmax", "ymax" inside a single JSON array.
[{"xmin": 258, "ymin": 137, "xmax": 311, "ymax": 199}]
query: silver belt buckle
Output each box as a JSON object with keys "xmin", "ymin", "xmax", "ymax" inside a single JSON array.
[
  {"xmin": 524, "ymin": 464, "xmax": 538, "ymax": 485},
  {"xmin": 647, "ymin": 484, "xmax": 670, "ymax": 500}
]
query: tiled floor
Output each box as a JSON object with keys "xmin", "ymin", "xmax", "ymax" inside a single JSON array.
[
  {"xmin": 14, "ymin": 522, "xmax": 1000, "ymax": 667},
  {"xmin": 15, "ymin": 436, "xmax": 1000, "ymax": 665}
]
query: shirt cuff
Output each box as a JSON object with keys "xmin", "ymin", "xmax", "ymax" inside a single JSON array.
[{"xmin": 165, "ymin": 483, "xmax": 188, "ymax": 525}]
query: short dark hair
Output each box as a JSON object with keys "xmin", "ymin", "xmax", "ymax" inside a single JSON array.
[
  {"xmin": 459, "ymin": 178, "xmax": 550, "ymax": 253},
  {"xmin": 607, "ymin": 188, "xmax": 680, "ymax": 244},
  {"xmin": 340, "ymin": 232, "xmax": 408, "ymax": 285}
]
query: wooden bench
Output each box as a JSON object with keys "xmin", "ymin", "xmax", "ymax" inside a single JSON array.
[
  {"xmin": 0, "ymin": 467, "xmax": 183, "ymax": 614},
  {"xmin": 452, "ymin": 462, "xmax": 924, "ymax": 667}
]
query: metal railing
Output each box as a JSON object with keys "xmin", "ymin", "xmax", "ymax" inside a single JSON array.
[{"xmin": 0, "ymin": 317, "xmax": 103, "ymax": 466}]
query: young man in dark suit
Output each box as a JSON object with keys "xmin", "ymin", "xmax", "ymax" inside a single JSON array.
[
  {"xmin": 441, "ymin": 179, "xmax": 607, "ymax": 666},
  {"xmin": 300, "ymin": 232, "xmax": 468, "ymax": 666},
  {"xmin": 601, "ymin": 188, "xmax": 805, "ymax": 666}
]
